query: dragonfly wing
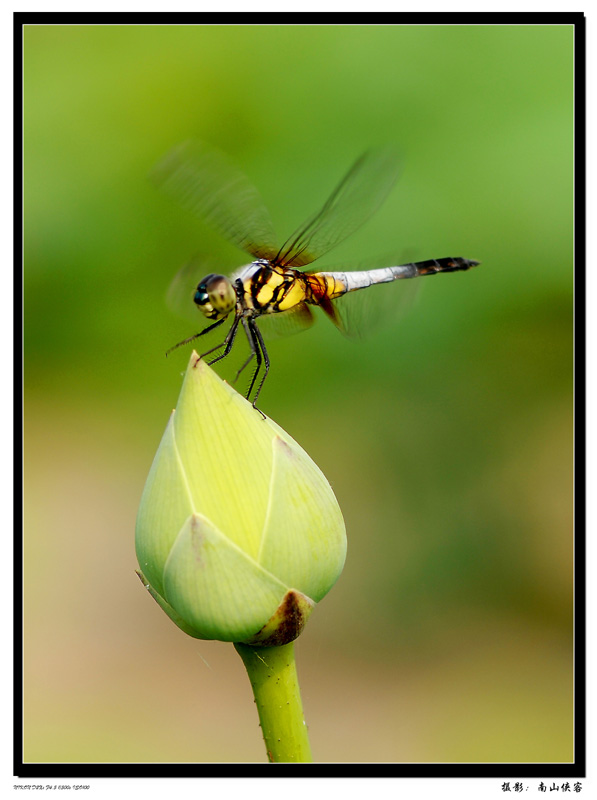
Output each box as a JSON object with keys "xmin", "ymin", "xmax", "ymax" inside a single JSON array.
[
  {"xmin": 165, "ymin": 256, "xmax": 242, "ymax": 362},
  {"xmin": 276, "ymin": 147, "xmax": 400, "ymax": 267},
  {"xmin": 322, "ymin": 255, "xmax": 479, "ymax": 337},
  {"xmin": 255, "ymin": 304, "xmax": 315, "ymax": 341},
  {"xmin": 152, "ymin": 140, "xmax": 279, "ymax": 261},
  {"xmin": 329, "ymin": 276, "xmax": 422, "ymax": 338},
  {"xmin": 166, "ymin": 254, "xmax": 238, "ymax": 324},
  {"xmin": 301, "ymin": 251, "xmax": 418, "ymax": 337}
]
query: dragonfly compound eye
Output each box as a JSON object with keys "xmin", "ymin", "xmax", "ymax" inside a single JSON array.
[{"xmin": 194, "ymin": 274, "xmax": 236, "ymax": 319}]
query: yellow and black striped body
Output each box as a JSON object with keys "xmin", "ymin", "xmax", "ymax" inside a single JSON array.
[{"xmin": 238, "ymin": 261, "xmax": 347, "ymax": 315}]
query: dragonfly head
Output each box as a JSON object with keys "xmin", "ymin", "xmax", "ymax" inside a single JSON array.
[{"xmin": 194, "ymin": 273, "xmax": 236, "ymax": 320}]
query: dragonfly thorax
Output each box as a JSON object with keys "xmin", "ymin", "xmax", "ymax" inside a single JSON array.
[{"xmin": 194, "ymin": 273, "xmax": 237, "ymax": 320}]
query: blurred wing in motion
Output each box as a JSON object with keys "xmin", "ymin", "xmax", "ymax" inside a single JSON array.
[
  {"xmin": 331, "ymin": 272, "xmax": 422, "ymax": 338},
  {"xmin": 254, "ymin": 303, "xmax": 315, "ymax": 341},
  {"xmin": 307, "ymin": 251, "xmax": 422, "ymax": 338},
  {"xmin": 152, "ymin": 140, "xmax": 280, "ymax": 261},
  {"xmin": 165, "ymin": 254, "xmax": 228, "ymax": 324},
  {"xmin": 275, "ymin": 147, "xmax": 401, "ymax": 268},
  {"xmin": 327, "ymin": 256, "xmax": 477, "ymax": 337}
]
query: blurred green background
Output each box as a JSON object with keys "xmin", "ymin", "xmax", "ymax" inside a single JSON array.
[{"xmin": 24, "ymin": 23, "xmax": 573, "ymax": 764}]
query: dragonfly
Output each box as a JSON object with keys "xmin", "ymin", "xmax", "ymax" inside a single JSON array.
[{"xmin": 155, "ymin": 141, "xmax": 480, "ymax": 411}]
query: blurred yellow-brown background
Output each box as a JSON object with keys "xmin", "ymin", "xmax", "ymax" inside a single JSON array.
[{"xmin": 24, "ymin": 23, "xmax": 574, "ymax": 763}]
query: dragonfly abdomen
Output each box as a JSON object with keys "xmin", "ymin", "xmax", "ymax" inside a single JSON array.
[
  {"xmin": 412, "ymin": 257, "xmax": 480, "ymax": 275},
  {"xmin": 315, "ymin": 265, "xmax": 416, "ymax": 298},
  {"xmin": 319, "ymin": 256, "xmax": 480, "ymax": 298}
]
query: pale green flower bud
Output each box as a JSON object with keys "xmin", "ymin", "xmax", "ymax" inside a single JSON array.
[{"xmin": 135, "ymin": 353, "xmax": 347, "ymax": 645}]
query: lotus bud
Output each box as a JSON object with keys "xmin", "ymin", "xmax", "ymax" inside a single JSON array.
[{"xmin": 135, "ymin": 353, "xmax": 347, "ymax": 645}]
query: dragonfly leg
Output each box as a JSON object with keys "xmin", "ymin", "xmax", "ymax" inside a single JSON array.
[
  {"xmin": 165, "ymin": 317, "xmax": 227, "ymax": 356},
  {"xmin": 233, "ymin": 349, "xmax": 256, "ymax": 384},
  {"xmin": 203, "ymin": 315, "xmax": 241, "ymax": 365},
  {"xmin": 248, "ymin": 319, "xmax": 270, "ymax": 412},
  {"xmin": 239, "ymin": 318, "xmax": 266, "ymax": 418}
]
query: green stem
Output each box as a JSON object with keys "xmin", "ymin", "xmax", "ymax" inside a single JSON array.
[{"xmin": 234, "ymin": 641, "xmax": 313, "ymax": 763}]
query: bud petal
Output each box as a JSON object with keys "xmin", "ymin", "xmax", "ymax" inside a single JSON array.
[
  {"xmin": 259, "ymin": 436, "xmax": 346, "ymax": 601},
  {"xmin": 162, "ymin": 513, "xmax": 289, "ymax": 642}
]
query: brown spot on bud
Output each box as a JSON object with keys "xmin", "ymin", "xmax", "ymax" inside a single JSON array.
[{"xmin": 243, "ymin": 589, "xmax": 315, "ymax": 647}]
